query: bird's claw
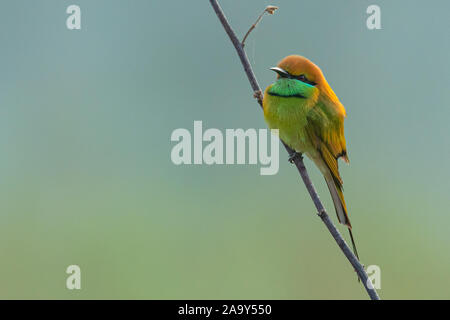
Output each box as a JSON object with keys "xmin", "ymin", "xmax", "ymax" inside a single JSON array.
[{"xmin": 288, "ymin": 152, "xmax": 303, "ymax": 163}]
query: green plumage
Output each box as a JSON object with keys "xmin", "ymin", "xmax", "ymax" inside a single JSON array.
[{"xmin": 268, "ymin": 78, "xmax": 316, "ymax": 98}]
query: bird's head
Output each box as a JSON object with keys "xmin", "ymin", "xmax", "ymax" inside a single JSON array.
[{"xmin": 267, "ymin": 55, "xmax": 325, "ymax": 100}]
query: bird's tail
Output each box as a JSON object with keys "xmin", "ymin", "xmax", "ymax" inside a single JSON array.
[{"xmin": 324, "ymin": 174, "xmax": 360, "ymax": 261}]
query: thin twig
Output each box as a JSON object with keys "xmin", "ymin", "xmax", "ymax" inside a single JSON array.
[
  {"xmin": 241, "ymin": 5, "xmax": 278, "ymax": 47},
  {"xmin": 209, "ymin": 0, "xmax": 380, "ymax": 300}
]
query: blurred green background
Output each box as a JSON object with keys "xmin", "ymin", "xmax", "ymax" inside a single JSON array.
[{"xmin": 0, "ymin": 0, "xmax": 449, "ymax": 299}]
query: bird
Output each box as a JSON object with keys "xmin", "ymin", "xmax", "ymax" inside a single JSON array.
[{"xmin": 263, "ymin": 55, "xmax": 359, "ymax": 259}]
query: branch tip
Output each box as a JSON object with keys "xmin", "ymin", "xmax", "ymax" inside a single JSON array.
[
  {"xmin": 242, "ymin": 5, "xmax": 279, "ymax": 47},
  {"xmin": 265, "ymin": 5, "xmax": 279, "ymax": 15}
]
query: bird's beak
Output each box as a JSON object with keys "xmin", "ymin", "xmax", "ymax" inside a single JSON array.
[{"xmin": 270, "ymin": 67, "xmax": 290, "ymax": 78}]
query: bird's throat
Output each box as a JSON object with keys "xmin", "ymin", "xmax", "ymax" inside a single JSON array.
[{"xmin": 268, "ymin": 78, "xmax": 315, "ymax": 99}]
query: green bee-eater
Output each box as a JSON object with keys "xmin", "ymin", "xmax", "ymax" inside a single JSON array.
[{"xmin": 263, "ymin": 55, "xmax": 359, "ymax": 258}]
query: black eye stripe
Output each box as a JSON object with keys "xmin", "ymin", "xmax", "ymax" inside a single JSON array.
[
  {"xmin": 279, "ymin": 71, "xmax": 317, "ymax": 86},
  {"xmin": 294, "ymin": 74, "xmax": 317, "ymax": 86}
]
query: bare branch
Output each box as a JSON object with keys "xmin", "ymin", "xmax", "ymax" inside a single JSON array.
[
  {"xmin": 209, "ymin": 0, "xmax": 380, "ymax": 300},
  {"xmin": 241, "ymin": 5, "xmax": 279, "ymax": 47}
]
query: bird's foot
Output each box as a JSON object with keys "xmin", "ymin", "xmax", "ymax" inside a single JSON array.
[
  {"xmin": 288, "ymin": 152, "xmax": 303, "ymax": 164},
  {"xmin": 253, "ymin": 90, "xmax": 263, "ymax": 102}
]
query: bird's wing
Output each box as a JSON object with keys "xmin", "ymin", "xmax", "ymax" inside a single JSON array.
[
  {"xmin": 305, "ymin": 99, "xmax": 358, "ymax": 257},
  {"xmin": 305, "ymin": 99, "xmax": 348, "ymax": 186},
  {"xmin": 305, "ymin": 100, "xmax": 350, "ymax": 227}
]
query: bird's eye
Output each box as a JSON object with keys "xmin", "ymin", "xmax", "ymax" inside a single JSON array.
[{"xmin": 297, "ymin": 74, "xmax": 307, "ymax": 82}]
